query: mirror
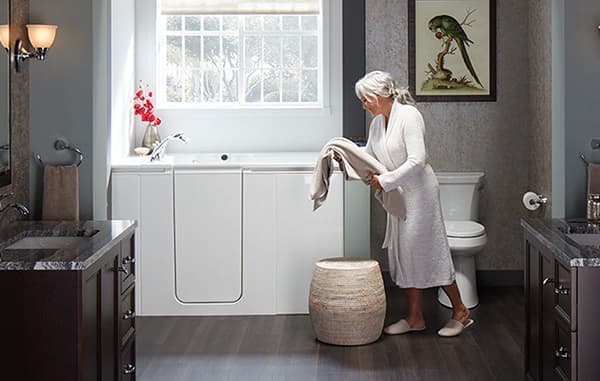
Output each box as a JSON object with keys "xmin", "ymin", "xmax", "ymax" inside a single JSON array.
[{"xmin": 0, "ymin": 0, "xmax": 9, "ymax": 187}]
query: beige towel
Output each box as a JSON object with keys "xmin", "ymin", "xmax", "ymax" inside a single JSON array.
[
  {"xmin": 310, "ymin": 137, "xmax": 406, "ymax": 219},
  {"xmin": 588, "ymin": 163, "xmax": 600, "ymax": 196},
  {"xmin": 42, "ymin": 165, "xmax": 79, "ymax": 221}
]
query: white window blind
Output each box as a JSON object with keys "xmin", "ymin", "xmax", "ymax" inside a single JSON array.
[{"xmin": 160, "ymin": 0, "xmax": 320, "ymax": 15}]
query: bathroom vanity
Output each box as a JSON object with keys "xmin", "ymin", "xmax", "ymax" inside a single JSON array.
[
  {"xmin": 111, "ymin": 153, "xmax": 352, "ymax": 316},
  {"xmin": 0, "ymin": 220, "xmax": 137, "ymax": 381},
  {"xmin": 522, "ymin": 218, "xmax": 600, "ymax": 381}
]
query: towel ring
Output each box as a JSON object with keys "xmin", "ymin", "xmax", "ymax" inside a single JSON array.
[{"xmin": 34, "ymin": 139, "xmax": 84, "ymax": 167}]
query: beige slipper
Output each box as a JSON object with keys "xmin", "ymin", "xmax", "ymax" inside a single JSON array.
[
  {"xmin": 384, "ymin": 319, "xmax": 426, "ymax": 335},
  {"xmin": 437, "ymin": 318, "xmax": 474, "ymax": 337}
]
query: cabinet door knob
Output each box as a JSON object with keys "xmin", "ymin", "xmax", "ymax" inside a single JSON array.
[
  {"xmin": 555, "ymin": 346, "xmax": 570, "ymax": 358},
  {"xmin": 116, "ymin": 266, "xmax": 129, "ymax": 275},
  {"xmin": 554, "ymin": 284, "xmax": 570, "ymax": 295},
  {"xmin": 122, "ymin": 256, "xmax": 136, "ymax": 265},
  {"xmin": 123, "ymin": 310, "xmax": 136, "ymax": 320},
  {"xmin": 123, "ymin": 363, "xmax": 136, "ymax": 375},
  {"xmin": 542, "ymin": 277, "xmax": 554, "ymax": 285}
]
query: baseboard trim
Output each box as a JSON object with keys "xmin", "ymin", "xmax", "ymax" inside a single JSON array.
[{"xmin": 382, "ymin": 270, "xmax": 524, "ymax": 288}]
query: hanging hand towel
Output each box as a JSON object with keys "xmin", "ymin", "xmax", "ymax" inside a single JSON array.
[
  {"xmin": 310, "ymin": 137, "xmax": 406, "ymax": 219},
  {"xmin": 588, "ymin": 163, "xmax": 600, "ymax": 197},
  {"xmin": 42, "ymin": 164, "xmax": 79, "ymax": 221}
]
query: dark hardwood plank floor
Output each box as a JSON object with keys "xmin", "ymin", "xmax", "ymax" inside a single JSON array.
[{"xmin": 137, "ymin": 287, "xmax": 524, "ymax": 381}]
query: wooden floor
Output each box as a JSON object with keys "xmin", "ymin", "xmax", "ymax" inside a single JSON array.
[{"xmin": 137, "ymin": 287, "xmax": 524, "ymax": 381}]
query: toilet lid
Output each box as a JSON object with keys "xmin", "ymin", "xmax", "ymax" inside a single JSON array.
[{"xmin": 445, "ymin": 221, "xmax": 486, "ymax": 238}]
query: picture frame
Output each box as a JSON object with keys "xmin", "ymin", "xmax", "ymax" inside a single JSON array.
[{"xmin": 408, "ymin": 0, "xmax": 496, "ymax": 102}]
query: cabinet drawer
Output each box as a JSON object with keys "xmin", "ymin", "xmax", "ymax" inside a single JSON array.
[
  {"xmin": 120, "ymin": 285, "xmax": 136, "ymax": 348},
  {"xmin": 118, "ymin": 236, "xmax": 135, "ymax": 292},
  {"xmin": 552, "ymin": 323, "xmax": 572, "ymax": 381},
  {"xmin": 120, "ymin": 339, "xmax": 136, "ymax": 381},
  {"xmin": 555, "ymin": 262, "xmax": 571, "ymax": 323}
]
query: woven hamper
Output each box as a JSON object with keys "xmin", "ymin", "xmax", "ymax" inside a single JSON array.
[{"xmin": 309, "ymin": 257, "xmax": 386, "ymax": 346}]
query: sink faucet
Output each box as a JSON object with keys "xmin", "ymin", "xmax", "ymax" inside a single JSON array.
[
  {"xmin": 0, "ymin": 202, "xmax": 30, "ymax": 216},
  {"xmin": 150, "ymin": 133, "xmax": 189, "ymax": 162}
]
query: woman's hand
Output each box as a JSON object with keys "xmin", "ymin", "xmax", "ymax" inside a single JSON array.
[{"xmin": 368, "ymin": 173, "xmax": 383, "ymax": 190}]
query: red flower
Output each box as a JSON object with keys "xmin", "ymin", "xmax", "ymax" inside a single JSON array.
[{"xmin": 133, "ymin": 83, "xmax": 161, "ymax": 127}]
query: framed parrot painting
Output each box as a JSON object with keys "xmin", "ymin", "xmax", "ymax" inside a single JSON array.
[{"xmin": 408, "ymin": 0, "xmax": 496, "ymax": 102}]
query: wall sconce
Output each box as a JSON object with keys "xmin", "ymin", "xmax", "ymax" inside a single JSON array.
[
  {"xmin": 0, "ymin": 25, "xmax": 8, "ymax": 52},
  {"xmin": 14, "ymin": 24, "xmax": 58, "ymax": 72}
]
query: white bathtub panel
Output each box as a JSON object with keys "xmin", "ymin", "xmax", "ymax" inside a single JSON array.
[
  {"xmin": 173, "ymin": 170, "xmax": 243, "ymax": 303},
  {"xmin": 243, "ymin": 170, "xmax": 344, "ymax": 314},
  {"xmin": 139, "ymin": 170, "xmax": 175, "ymax": 315},
  {"xmin": 275, "ymin": 172, "xmax": 344, "ymax": 313}
]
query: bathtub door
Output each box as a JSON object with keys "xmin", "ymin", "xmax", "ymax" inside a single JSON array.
[{"xmin": 173, "ymin": 169, "xmax": 243, "ymax": 303}]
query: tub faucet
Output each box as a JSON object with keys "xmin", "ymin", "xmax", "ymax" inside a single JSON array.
[
  {"xmin": 0, "ymin": 202, "xmax": 30, "ymax": 216},
  {"xmin": 150, "ymin": 133, "xmax": 189, "ymax": 162}
]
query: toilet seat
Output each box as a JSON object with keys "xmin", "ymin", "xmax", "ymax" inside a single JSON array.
[{"xmin": 445, "ymin": 220, "xmax": 485, "ymax": 238}]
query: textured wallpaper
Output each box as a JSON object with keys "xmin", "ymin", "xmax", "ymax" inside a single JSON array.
[
  {"xmin": 528, "ymin": 1, "xmax": 552, "ymax": 218},
  {"xmin": 366, "ymin": 0, "xmax": 551, "ymax": 270}
]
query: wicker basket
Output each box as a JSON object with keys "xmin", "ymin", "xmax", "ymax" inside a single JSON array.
[{"xmin": 309, "ymin": 257, "xmax": 386, "ymax": 346}]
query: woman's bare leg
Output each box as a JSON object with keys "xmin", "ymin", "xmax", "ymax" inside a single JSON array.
[
  {"xmin": 440, "ymin": 281, "xmax": 470, "ymax": 323},
  {"xmin": 404, "ymin": 288, "xmax": 426, "ymax": 328},
  {"xmin": 384, "ymin": 287, "xmax": 426, "ymax": 334}
]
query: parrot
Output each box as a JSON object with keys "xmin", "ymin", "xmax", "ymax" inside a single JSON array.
[{"xmin": 428, "ymin": 15, "xmax": 482, "ymax": 87}]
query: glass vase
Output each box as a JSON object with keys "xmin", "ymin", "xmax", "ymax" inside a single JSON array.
[{"xmin": 142, "ymin": 124, "xmax": 161, "ymax": 149}]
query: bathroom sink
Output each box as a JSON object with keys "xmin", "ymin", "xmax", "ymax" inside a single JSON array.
[
  {"xmin": 6, "ymin": 237, "xmax": 91, "ymax": 250},
  {"xmin": 556, "ymin": 219, "xmax": 600, "ymax": 234},
  {"xmin": 565, "ymin": 233, "xmax": 600, "ymax": 249},
  {"xmin": 3, "ymin": 229, "xmax": 99, "ymax": 250}
]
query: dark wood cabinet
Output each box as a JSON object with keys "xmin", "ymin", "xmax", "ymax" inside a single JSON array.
[
  {"xmin": 0, "ymin": 232, "xmax": 136, "ymax": 381},
  {"xmin": 524, "ymin": 230, "xmax": 600, "ymax": 381}
]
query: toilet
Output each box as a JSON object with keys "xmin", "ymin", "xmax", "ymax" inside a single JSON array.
[{"xmin": 436, "ymin": 172, "xmax": 487, "ymax": 309}]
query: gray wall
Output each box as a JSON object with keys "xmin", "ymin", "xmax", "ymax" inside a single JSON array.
[
  {"xmin": 564, "ymin": 0, "xmax": 600, "ymax": 218},
  {"xmin": 367, "ymin": 0, "xmax": 538, "ymax": 271},
  {"xmin": 551, "ymin": 0, "xmax": 565, "ymax": 218},
  {"xmin": 29, "ymin": 0, "xmax": 93, "ymax": 220}
]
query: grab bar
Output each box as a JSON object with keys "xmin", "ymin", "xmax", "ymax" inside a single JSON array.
[{"xmin": 34, "ymin": 139, "xmax": 84, "ymax": 167}]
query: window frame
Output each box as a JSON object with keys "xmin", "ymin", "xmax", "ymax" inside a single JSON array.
[{"xmin": 155, "ymin": 6, "xmax": 327, "ymax": 110}]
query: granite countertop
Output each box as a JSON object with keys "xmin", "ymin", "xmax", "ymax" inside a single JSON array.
[
  {"xmin": 0, "ymin": 220, "xmax": 136, "ymax": 271},
  {"xmin": 521, "ymin": 217, "xmax": 600, "ymax": 267}
]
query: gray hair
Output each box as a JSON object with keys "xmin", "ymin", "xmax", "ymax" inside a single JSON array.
[{"xmin": 354, "ymin": 70, "xmax": 416, "ymax": 106}]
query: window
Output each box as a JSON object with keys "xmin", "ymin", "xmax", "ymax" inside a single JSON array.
[{"xmin": 158, "ymin": 0, "xmax": 322, "ymax": 107}]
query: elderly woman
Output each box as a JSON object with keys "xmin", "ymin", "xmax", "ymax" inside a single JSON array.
[{"xmin": 356, "ymin": 71, "xmax": 473, "ymax": 337}]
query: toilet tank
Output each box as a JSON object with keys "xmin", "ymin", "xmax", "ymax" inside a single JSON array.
[{"xmin": 436, "ymin": 172, "xmax": 485, "ymax": 221}]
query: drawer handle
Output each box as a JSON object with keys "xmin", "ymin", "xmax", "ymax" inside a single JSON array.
[
  {"xmin": 554, "ymin": 285, "xmax": 570, "ymax": 295},
  {"xmin": 555, "ymin": 346, "xmax": 570, "ymax": 359},
  {"xmin": 123, "ymin": 363, "xmax": 136, "ymax": 375},
  {"xmin": 122, "ymin": 256, "xmax": 136, "ymax": 265},
  {"xmin": 123, "ymin": 310, "xmax": 136, "ymax": 320},
  {"xmin": 116, "ymin": 266, "xmax": 129, "ymax": 275},
  {"xmin": 542, "ymin": 277, "xmax": 554, "ymax": 285}
]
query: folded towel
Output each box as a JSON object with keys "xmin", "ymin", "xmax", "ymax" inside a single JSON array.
[
  {"xmin": 310, "ymin": 137, "xmax": 406, "ymax": 218},
  {"xmin": 42, "ymin": 164, "xmax": 79, "ymax": 221},
  {"xmin": 588, "ymin": 163, "xmax": 600, "ymax": 196}
]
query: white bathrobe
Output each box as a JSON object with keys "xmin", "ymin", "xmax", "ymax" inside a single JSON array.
[{"xmin": 368, "ymin": 102, "xmax": 455, "ymax": 289}]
